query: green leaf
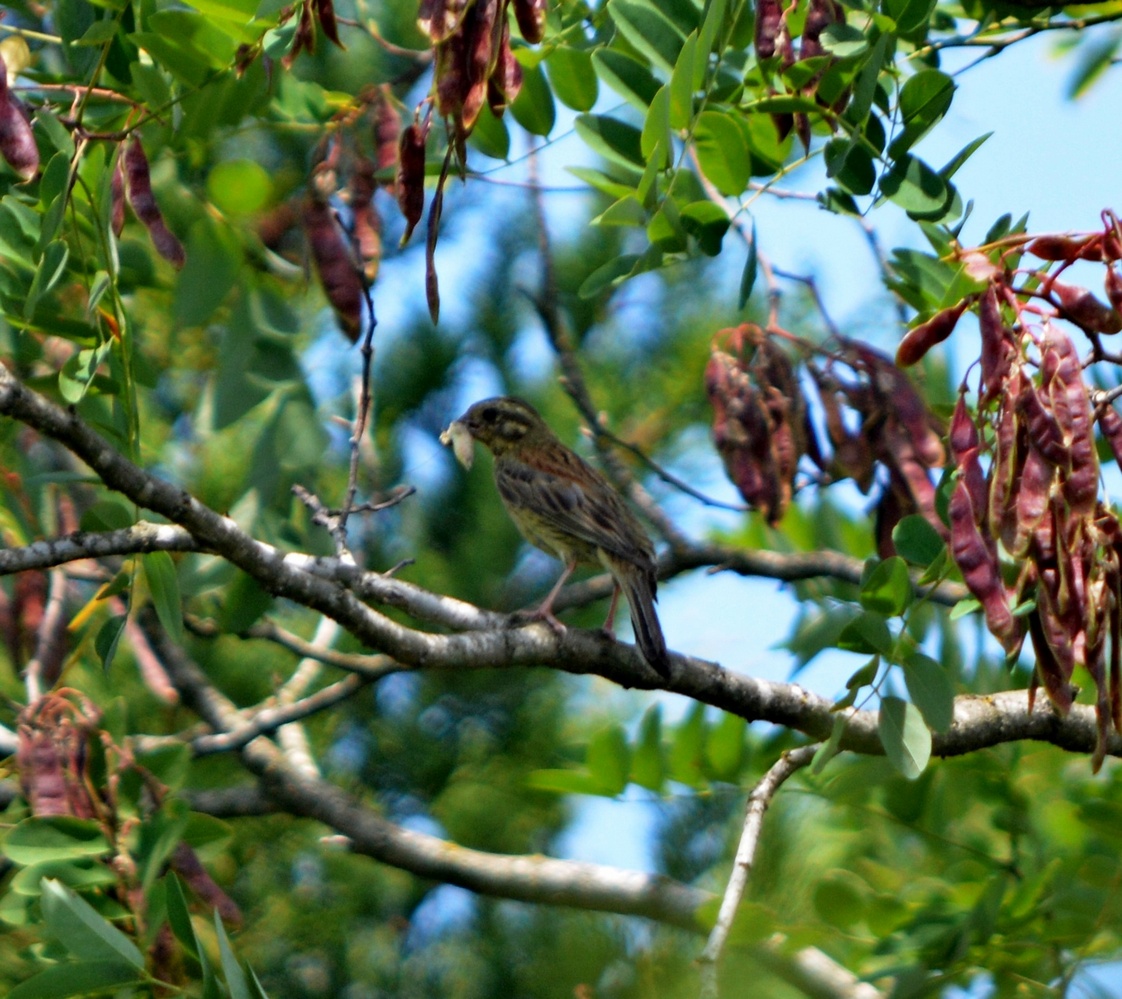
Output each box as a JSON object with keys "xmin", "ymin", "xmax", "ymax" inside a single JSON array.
[
  {"xmin": 579, "ymin": 253, "xmax": 642, "ymax": 299},
  {"xmin": 892, "ymin": 514, "xmax": 945, "ymax": 567},
  {"xmin": 469, "ymin": 105, "xmax": 510, "ymax": 160},
  {"xmin": 95, "ymin": 614, "xmax": 127, "ymax": 672},
  {"xmin": 837, "ymin": 612, "xmax": 894, "ymax": 657},
  {"xmin": 216, "ymin": 912, "xmax": 252, "ymax": 999},
  {"xmin": 878, "ymin": 696, "xmax": 931, "ymax": 779},
  {"xmin": 699, "ymin": 0, "xmax": 728, "ymax": 55},
  {"xmin": 575, "ymin": 114, "xmax": 644, "ymax": 169},
  {"xmin": 738, "ymin": 217, "xmax": 757, "ymax": 307},
  {"xmin": 631, "ymin": 705, "xmax": 665, "ymax": 791},
  {"xmin": 510, "ymin": 60, "xmax": 556, "ymax": 136},
  {"xmin": 846, "ymin": 655, "xmax": 880, "ymax": 690},
  {"xmin": 566, "ymin": 166, "xmax": 639, "ymax": 201},
  {"xmin": 859, "ymin": 557, "xmax": 912, "ymax": 617},
  {"xmin": 1067, "ymin": 33, "xmax": 1121, "ymax": 99},
  {"xmin": 706, "ymin": 712, "xmax": 746, "ymax": 781},
  {"xmin": 525, "ymin": 769, "xmax": 610, "ymax": 795},
  {"xmin": 609, "ymin": 0, "xmax": 686, "ymax": 73},
  {"xmin": 218, "ymin": 571, "xmax": 274, "ymax": 633},
  {"xmin": 904, "ymin": 652, "xmax": 956, "ymax": 733},
  {"xmin": 949, "ymin": 597, "xmax": 981, "ymax": 621},
  {"xmin": 586, "ymin": 725, "xmax": 631, "ymax": 796},
  {"xmin": 207, "ymin": 159, "xmax": 273, "ymax": 216},
  {"xmin": 41, "ymin": 878, "xmax": 145, "ymax": 968},
  {"xmin": 693, "ymin": 111, "xmax": 749, "ymax": 195},
  {"xmin": 641, "ymin": 85, "xmax": 672, "ymax": 162},
  {"xmin": 680, "ymin": 201, "xmax": 730, "ymax": 256},
  {"xmin": 3, "ymin": 818, "xmax": 110, "ymax": 866},
  {"xmin": 669, "ymin": 32, "xmax": 697, "ymax": 128},
  {"xmin": 143, "ymin": 550, "xmax": 183, "ymax": 643},
  {"xmin": 824, "ymin": 138, "xmax": 875, "ymax": 196},
  {"xmin": 9, "ymin": 960, "xmax": 142, "ymax": 999},
  {"xmin": 880, "ymin": 155, "xmax": 947, "ymax": 213},
  {"xmin": 25, "ymin": 240, "xmax": 70, "ymax": 321},
  {"xmin": 173, "ymin": 217, "xmax": 242, "ymax": 328},
  {"xmin": 883, "ymin": 0, "xmax": 936, "ymax": 35},
  {"xmin": 669, "ymin": 702, "xmax": 706, "ymax": 787},
  {"xmin": 812, "ymin": 714, "xmax": 848, "ymax": 774},
  {"xmin": 546, "ymin": 46, "xmax": 599, "ymax": 112},
  {"xmin": 888, "ymin": 69, "xmax": 955, "ymax": 157},
  {"xmin": 592, "ymin": 49, "xmax": 662, "ymax": 111},
  {"xmin": 10, "ymin": 860, "xmax": 117, "ymax": 896}
]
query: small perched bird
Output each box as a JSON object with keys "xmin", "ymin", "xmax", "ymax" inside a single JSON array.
[{"xmin": 442, "ymin": 396, "xmax": 670, "ymax": 677}]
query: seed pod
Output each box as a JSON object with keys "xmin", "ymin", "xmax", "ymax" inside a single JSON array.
[
  {"xmin": 1026, "ymin": 234, "xmax": 1101, "ymax": 262},
  {"xmin": 171, "ymin": 843, "xmax": 244, "ymax": 928},
  {"xmin": 988, "ymin": 401, "xmax": 1020, "ymax": 546},
  {"xmin": 1052, "ymin": 280, "xmax": 1122, "ymax": 335},
  {"xmin": 314, "ymin": 0, "xmax": 342, "ymax": 47},
  {"xmin": 513, "ymin": 0, "xmax": 547, "ymax": 44},
  {"xmin": 1011, "ymin": 444, "xmax": 1055, "ymax": 558},
  {"xmin": 755, "ymin": 0, "xmax": 783, "ymax": 59},
  {"xmin": 1098, "ymin": 403, "xmax": 1122, "ymax": 468},
  {"xmin": 462, "ymin": 0, "xmax": 502, "ymax": 130},
  {"xmin": 978, "ymin": 285, "xmax": 1015, "ymax": 406},
  {"xmin": 396, "ymin": 119, "xmax": 429, "ymax": 244},
  {"xmin": 283, "ymin": 0, "xmax": 317, "ymax": 67},
  {"xmin": 896, "ymin": 301, "xmax": 967, "ymax": 367},
  {"xmin": 302, "ymin": 195, "xmax": 363, "ymax": 341},
  {"xmin": 949, "ymin": 479, "xmax": 1022, "ymax": 654},
  {"xmin": 0, "ymin": 52, "xmax": 38, "ymax": 181},
  {"xmin": 865, "ymin": 347, "xmax": 945, "ymax": 467},
  {"xmin": 372, "ymin": 86, "xmax": 400, "ymax": 178},
  {"xmin": 123, "ymin": 136, "xmax": 186, "ymax": 268},
  {"xmin": 17, "ymin": 695, "xmax": 98, "ymax": 819},
  {"xmin": 1106, "ymin": 267, "xmax": 1122, "ymax": 315},
  {"xmin": 800, "ymin": 0, "xmax": 842, "ymax": 58},
  {"xmin": 1016, "ymin": 372, "xmax": 1066, "ymax": 466},
  {"xmin": 1041, "ymin": 326, "xmax": 1098, "ymax": 513},
  {"xmin": 1028, "ymin": 586, "xmax": 1075, "ymax": 715},
  {"xmin": 487, "ymin": 19, "xmax": 523, "ymax": 116},
  {"xmin": 881, "ymin": 419, "xmax": 941, "ymax": 532},
  {"xmin": 349, "ymin": 158, "xmax": 382, "ymax": 282}
]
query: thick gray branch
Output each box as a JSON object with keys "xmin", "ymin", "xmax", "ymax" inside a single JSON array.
[{"xmin": 1, "ymin": 365, "xmax": 1117, "ymax": 763}]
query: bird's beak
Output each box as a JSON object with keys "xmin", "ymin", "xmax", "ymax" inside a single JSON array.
[{"xmin": 440, "ymin": 419, "xmax": 475, "ymax": 470}]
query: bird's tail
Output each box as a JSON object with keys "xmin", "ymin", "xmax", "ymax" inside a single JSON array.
[{"xmin": 622, "ymin": 565, "xmax": 670, "ymax": 678}]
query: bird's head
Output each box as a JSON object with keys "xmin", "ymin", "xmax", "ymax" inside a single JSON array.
[{"xmin": 440, "ymin": 396, "xmax": 547, "ymax": 467}]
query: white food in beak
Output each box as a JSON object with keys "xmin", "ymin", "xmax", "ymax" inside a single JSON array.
[{"xmin": 439, "ymin": 421, "xmax": 475, "ymax": 470}]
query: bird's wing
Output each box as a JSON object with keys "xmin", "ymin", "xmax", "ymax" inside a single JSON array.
[{"xmin": 495, "ymin": 449, "xmax": 653, "ymax": 564}]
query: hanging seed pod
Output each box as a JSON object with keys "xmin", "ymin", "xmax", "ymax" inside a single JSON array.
[
  {"xmin": 949, "ymin": 479, "xmax": 1022, "ymax": 654},
  {"xmin": 1016, "ymin": 372, "xmax": 1066, "ymax": 466},
  {"xmin": 1026, "ymin": 233, "xmax": 1101, "ymax": 262},
  {"xmin": 461, "ymin": 0, "xmax": 502, "ymax": 130},
  {"xmin": 123, "ymin": 136, "xmax": 185, "ymax": 268},
  {"xmin": 978, "ymin": 285, "xmax": 1015, "ymax": 406},
  {"xmin": 302, "ymin": 195, "xmax": 364, "ymax": 341},
  {"xmin": 419, "ymin": 0, "xmax": 472, "ymax": 43},
  {"xmin": 896, "ymin": 300, "xmax": 967, "ymax": 367},
  {"xmin": 314, "ymin": 0, "xmax": 343, "ymax": 48},
  {"xmin": 283, "ymin": 0, "xmax": 317, "ymax": 67},
  {"xmin": 881, "ymin": 419, "xmax": 941, "ymax": 533},
  {"xmin": 950, "ymin": 399, "xmax": 987, "ymax": 524},
  {"xmin": 988, "ymin": 401, "xmax": 1021, "ymax": 547},
  {"xmin": 372, "ymin": 86, "xmax": 400, "ymax": 178},
  {"xmin": 17, "ymin": 695, "xmax": 98, "ymax": 819},
  {"xmin": 755, "ymin": 0, "xmax": 783, "ymax": 59},
  {"xmin": 349, "ymin": 158, "xmax": 382, "ymax": 282},
  {"xmin": 1028, "ymin": 588, "xmax": 1075, "ymax": 715},
  {"xmin": 488, "ymin": 19, "xmax": 523, "ymax": 116},
  {"xmin": 800, "ymin": 0, "xmax": 842, "ymax": 58},
  {"xmin": 1011, "ymin": 445, "xmax": 1055, "ymax": 558},
  {"xmin": 0, "ymin": 52, "xmax": 38, "ymax": 181},
  {"xmin": 1098, "ymin": 403, "xmax": 1122, "ymax": 468},
  {"xmin": 396, "ymin": 119, "xmax": 429, "ymax": 244},
  {"xmin": 513, "ymin": 0, "xmax": 547, "ymax": 44},
  {"xmin": 1052, "ymin": 281, "xmax": 1122, "ymax": 335}
]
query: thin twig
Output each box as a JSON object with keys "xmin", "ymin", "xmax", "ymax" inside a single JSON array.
[
  {"xmin": 698, "ymin": 745, "xmax": 819, "ymax": 999},
  {"xmin": 337, "ymin": 297, "xmax": 379, "ymax": 552}
]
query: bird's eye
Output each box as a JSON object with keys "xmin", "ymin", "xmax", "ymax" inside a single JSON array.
[{"xmin": 480, "ymin": 406, "xmax": 498, "ymax": 423}]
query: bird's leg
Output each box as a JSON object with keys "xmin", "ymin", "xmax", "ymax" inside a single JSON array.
[
  {"xmin": 522, "ymin": 561, "xmax": 576, "ymax": 634},
  {"xmin": 601, "ymin": 583, "xmax": 622, "ymax": 638}
]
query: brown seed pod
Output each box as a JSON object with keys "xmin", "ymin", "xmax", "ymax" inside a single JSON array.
[
  {"xmin": 372, "ymin": 86, "xmax": 400, "ymax": 178},
  {"xmin": 881, "ymin": 419, "xmax": 941, "ymax": 533},
  {"xmin": 896, "ymin": 300, "xmax": 967, "ymax": 367},
  {"xmin": 1051, "ymin": 281, "xmax": 1122, "ymax": 335},
  {"xmin": 1016, "ymin": 372, "xmax": 1066, "ymax": 467},
  {"xmin": 987, "ymin": 401, "xmax": 1020, "ymax": 547},
  {"xmin": 302, "ymin": 195, "xmax": 364, "ymax": 341},
  {"xmin": 314, "ymin": 0, "xmax": 343, "ymax": 47},
  {"xmin": 123, "ymin": 136, "xmax": 186, "ymax": 269},
  {"xmin": 1028, "ymin": 584, "xmax": 1076, "ymax": 716},
  {"xmin": 17, "ymin": 694, "xmax": 98, "ymax": 819},
  {"xmin": 1097, "ymin": 403, "xmax": 1122, "ymax": 468},
  {"xmin": 283, "ymin": 0, "xmax": 317, "ymax": 67},
  {"xmin": 949, "ymin": 479, "xmax": 1022, "ymax": 654},
  {"xmin": 978, "ymin": 285, "xmax": 1015, "ymax": 406},
  {"xmin": 1026, "ymin": 233, "xmax": 1102, "ymax": 262},
  {"xmin": 418, "ymin": 0, "xmax": 473, "ymax": 44},
  {"xmin": 0, "ymin": 53, "xmax": 39, "ymax": 181},
  {"xmin": 800, "ymin": 0, "xmax": 842, "ymax": 58},
  {"xmin": 349, "ymin": 158, "xmax": 382, "ymax": 282},
  {"xmin": 396, "ymin": 119, "xmax": 429, "ymax": 244},
  {"xmin": 755, "ymin": 0, "xmax": 783, "ymax": 59},
  {"xmin": 1011, "ymin": 444, "xmax": 1055, "ymax": 558},
  {"xmin": 1106, "ymin": 267, "xmax": 1122, "ymax": 315},
  {"xmin": 488, "ymin": 19, "xmax": 523, "ymax": 116},
  {"xmin": 513, "ymin": 0, "xmax": 547, "ymax": 44}
]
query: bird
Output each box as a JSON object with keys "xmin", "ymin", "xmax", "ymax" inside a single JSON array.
[{"xmin": 441, "ymin": 396, "xmax": 671, "ymax": 677}]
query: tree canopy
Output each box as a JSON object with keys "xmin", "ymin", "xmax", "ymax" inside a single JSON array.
[{"xmin": 4, "ymin": 0, "xmax": 1122, "ymax": 995}]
